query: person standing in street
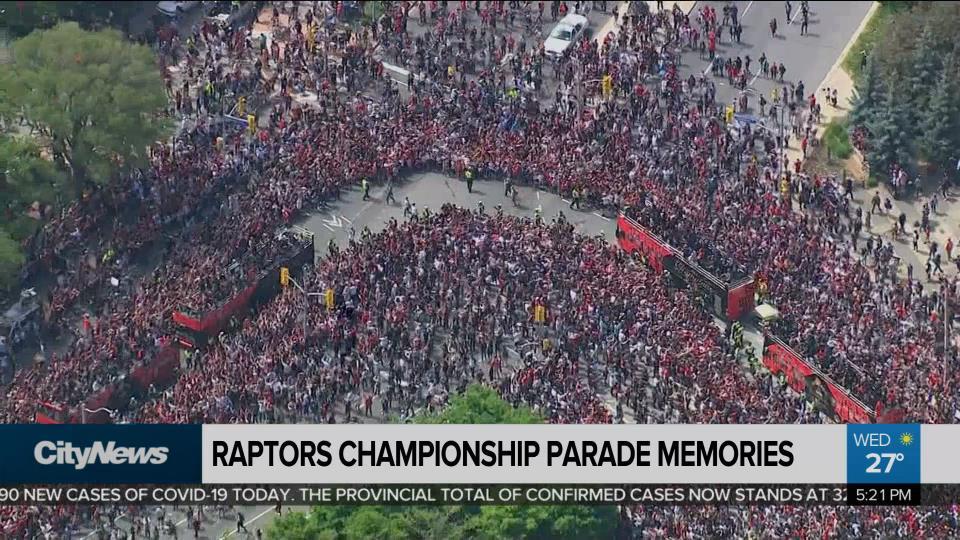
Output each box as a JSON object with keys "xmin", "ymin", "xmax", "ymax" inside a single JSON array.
[
  {"xmin": 361, "ymin": 178, "xmax": 370, "ymax": 201},
  {"xmin": 236, "ymin": 512, "xmax": 248, "ymax": 535},
  {"xmin": 385, "ymin": 182, "xmax": 396, "ymax": 205}
]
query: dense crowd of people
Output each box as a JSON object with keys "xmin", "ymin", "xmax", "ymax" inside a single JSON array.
[
  {"xmin": 135, "ymin": 207, "xmax": 811, "ymax": 428},
  {"xmin": 4, "ymin": 1, "xmax": 960, "ymax": 538}
]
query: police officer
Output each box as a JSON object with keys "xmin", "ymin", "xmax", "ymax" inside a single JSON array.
[{"xmin": 465, "ymin": 167, "xmax": 475, "ymax": 193}]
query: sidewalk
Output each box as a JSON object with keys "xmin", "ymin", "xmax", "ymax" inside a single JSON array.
[{"xmin": 787, "ymin": 1, "xmax": 958, "ymax": 282}]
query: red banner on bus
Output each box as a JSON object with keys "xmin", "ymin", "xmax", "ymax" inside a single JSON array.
[
  {"xmin": 616, "ymin": 214, "xmax": 672, "ymax": 274},
  {"xmin": 726, "ymin": 277, "xmax": 755, "ymax": 321},
  {"xmin": 763, "ymin": 339, "xmax": 873, "ymax": 423}
]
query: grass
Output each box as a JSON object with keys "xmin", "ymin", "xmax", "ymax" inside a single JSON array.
[
  {"xmin": 823, "ymin": 120, "xmax": 853, "ymax": 160},
  {"xmin": 842, "ymin": 1, "xmax": 915, "ymax": 83}
]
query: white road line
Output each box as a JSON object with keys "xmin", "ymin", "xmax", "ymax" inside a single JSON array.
[
  {"xmin": 593, "ymin": 212, "xmax": 611, "ymax": 221},
  {"xmin": 702, "ymin": 59, "xmax": 714, "ymax": 76},
  {"xmin": 536, "ymin": 191, "xmax": 541, "ymax": 200},
  {"xmin": 561, "ymin": 198, "xmax": 571, "ymax": 203},
  {"xmin": 340, "ymin": 214, "xmax": 352, "ymax": 224},
  {"xmin": 742, "ymin": 0, "xmax": 755, "ymax": 17},
  {"xmin": 790, "ymin": 4, "xmax": 802, "ymax": 24},
  {"xmin": 321, "ymin": 223, "xmax": 335, "ymax": 232},
  {"xmin": 224, "ymin": 507, "xmax": 275, "ymax": 538},
  {"xmin": 749, "ymin": 71, "xmax": 762, "ymax": 86}
]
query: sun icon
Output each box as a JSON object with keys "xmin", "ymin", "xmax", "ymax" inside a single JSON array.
[{"xmin": 899, "ymin": 433, "xmax": 915, "ymax": 446}]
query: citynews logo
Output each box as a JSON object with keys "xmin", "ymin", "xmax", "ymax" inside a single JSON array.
[{"xmin": 34, "ymin": 441, "xmax": 169, "ymax": 470}]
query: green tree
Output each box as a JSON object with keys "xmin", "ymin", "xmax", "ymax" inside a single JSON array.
[
  {"xmin": 920, "ymin": 60, "xmax": 960, "ymax": 169},
  {"xmin": 415, "ymin": 384, "xmax": 543, "ymax": 424},
  {"xmin": 1, "ymin": 22, "xmax": 171, "ymax": 196},
  {"xmin": 0, "ymin": 135, "xmax": 66, "ymax": 218},
  {"xmin": 463, "ymin": 505, "xmax": 618, "ymax": 540},
  {"xmin": 905, "ymin": 24, "xmax": 940, "ymax": 129},
  {"xmin": 849, "ymin": 57, "xmax": 884, "ymax": 130},
  {"xmin": 343, "ymin": 507, "xmax": 411, "ymax": 539},
  {"xmin": 0, "ymin": 230, "xmax": 25, "ymax": 290},
  {"xmin": 0, "ymin": 135, "xmax": 66, "ymax": 288},
  {"xmin": 266, "ymin": 386, "xmax": 618, "ymax": 540},
  {"xmin": 866, "ymin": 84, "xmax": 915, "ymax": 175}
]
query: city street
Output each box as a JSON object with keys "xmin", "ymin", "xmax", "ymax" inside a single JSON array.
[{"xmin": 677, "ymin": 1, "xmax": 873, "ymax": 112}]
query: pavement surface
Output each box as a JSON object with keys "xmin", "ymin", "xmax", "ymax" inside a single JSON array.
[{"xmin": 677, "ymin": 1, "xmax": 873, "ymax": 111}]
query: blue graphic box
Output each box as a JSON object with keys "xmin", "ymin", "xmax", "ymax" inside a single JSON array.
[
  {"xmin": 846, "ymin": 424, "xmax": 920, "ymax": 484},
  {"xmin": 0, "ymin": 425, "xmax": 202, "ymax": 484}
]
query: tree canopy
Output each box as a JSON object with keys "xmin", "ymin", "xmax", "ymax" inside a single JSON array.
[
  {"xmin": 1, "ymin": 22, "xmax": 170, "ymax": 196},
  {"xmin": 0, "ymin": 230, "xmax": 25, "ymax": 291},
  {"xmin": 415, "ymin": 384, "xmax": 543, "ymax": 424},
  {"xmin": 0, "ymin": 135, "xmax": 67, "ymax": 288},
  {"xmin": 266, "ymin": 385, "xmax": 618, "ymax": 540},
  {"xmin": 850, "ymin": 2, "xmax": 960, "ymax": 174}
]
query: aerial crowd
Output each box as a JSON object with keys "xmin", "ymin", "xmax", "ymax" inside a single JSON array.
[{"xmin": 3, "ymin": 1, "xmax": 959, "ymax": 538}]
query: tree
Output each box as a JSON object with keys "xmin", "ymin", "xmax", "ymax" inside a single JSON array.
[
  {"xmin": 905, "ymin": 23, "xmax": 941, "ymax": 131},
  {"xmin": 920, "ymin": 59, "xmax": 960, "ymax": 169},
  {"xmin": 0, "ymin": 135, "xmax": 66, "ymax": 222},
  {"xmin": 266, "ymin": 386, "xmax": 618, "ymax": 540},
  {"xmin": 415, "ymin": 384, "xmax": 543, "ymax": 424},
  {"xmin": 1, "ymin": 22, "xmax": 171, "ymax": 196},
  {"xmin": 0, "ymin": 230, "xmax": 25, "ymax": 291},
  {"xmin": 865, "ymin": 84, "xmax": 915, "ymax": 176},
  {"xmin": 463, "ymin": 504, "xmax": 618, "ymax": 540},
  {"xmin": 848, "ymin": 56, "xmax": 884, "ymax": 130}
]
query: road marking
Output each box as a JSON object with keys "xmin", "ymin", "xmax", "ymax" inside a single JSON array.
[
  {"xmin": 561, "ymin": 198, "xmax": 571, "ymax": 203},
  {"xmin": 536, "ymin": 191, "xmax": 541, "ymax": 200},
  {"xmin": 702, "ymin": 59, "xmax": 714, "ymax": 76},
  {"xmin": 340, "ymin": 214, "xmax": 353, "ymax": 224},
  {"xmin": 322, "ymin": 214, "xmax": 343, "ymax": 228},
  {"xmin": 593, "ymin": 212, "xmax": 611, "ymax": 221},
  {"xmin": 749, "ymin": 71, "xmax": 762, "ymax": 86},
  {"xmin": 320, "ymin": 223, "xmax": 335, "ymax": 232},
  {"xmin": 790, "ymin": 5, "xmax": 803, "ymax": 24},
  {"xmin": 223, "ymin": 507, "xmax": 275, "ymax": 538},
  {"xmin": 742, "ymin": 0, "xmax": 755, "ymax": 17}
]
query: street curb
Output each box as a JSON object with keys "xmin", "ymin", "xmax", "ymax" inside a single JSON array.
[{"xmin": 794, "ymin": 2, "xmax": 879, "ymax": 162}]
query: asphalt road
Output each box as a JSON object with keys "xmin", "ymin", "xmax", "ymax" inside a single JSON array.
[
  {"xmin": 386, "ymin": 1, "xmax": 619, "ymax": 103},
  {"xmin": 679, "ymin": 1, "xmax": 872, "ymax": 112}
]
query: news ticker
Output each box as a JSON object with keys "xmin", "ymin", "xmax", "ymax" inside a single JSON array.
[
  {"xmin": 0, "ymin": 484, "xmax": 952, "ymax": 506},
  {"xmin": 0, "ymin": 424, "xmax": 952, "ymax": 493}
]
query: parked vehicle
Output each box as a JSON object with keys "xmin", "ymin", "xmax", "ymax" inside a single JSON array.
[
  {"xmin": 544, "ymin": 13, "xmax": 589, "ymax": 59},
  {"xmin": 156, "ymin": 1, "xmax": 201, "ymax": 17}
]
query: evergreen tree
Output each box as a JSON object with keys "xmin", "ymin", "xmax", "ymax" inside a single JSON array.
[
  {"xmin": 865, "ymin": 83, "xmax": 915, "ymax": 176},
  {"xmin": 920, "ymin": 57, "xmax": 960, "ymax": 169},
  {"xmin": 849, "ymin": 57, "xmax": 884, "ymax": 130},
  {"xmin": 905, "ymin": 23, "xmax": 941, "ymax": 131}
]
